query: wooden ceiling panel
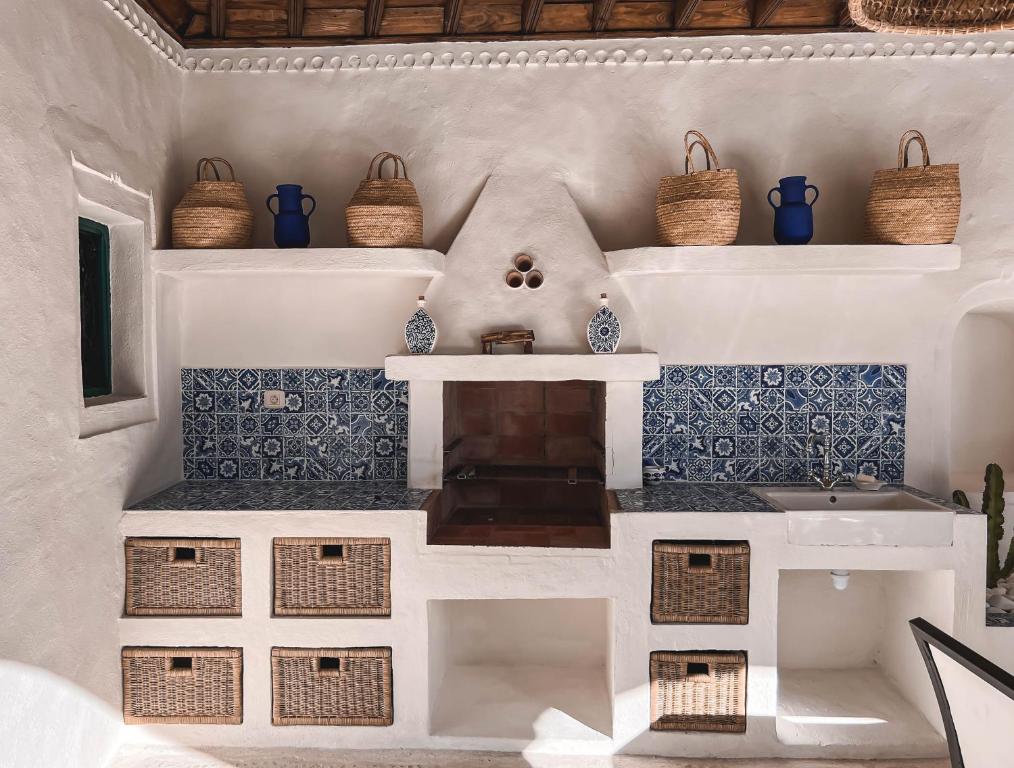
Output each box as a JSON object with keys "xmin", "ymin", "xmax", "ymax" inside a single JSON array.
[
  {"xmin": 763, "ymin": 0, "xmax": 840, "ymax": 26},
  {"xmin": 457, "ymin": 2, "xmax": 523, "ymax": 33},
  {"xmin": 605, "ymin": 1, "xmax": 670, "ymax": 31},
  {"xmin": 142, "ymin": 0, "xmax": 858, "ymax": 45},
  {"xmin": 691, "ymin": 0, "xmax": 751, "ymax": 28},
  {"xmin": 224, "ymin": 0, "xmax": 289, "ymax": 37},
  {"xmin": 379, "ymin": 5, "xmax": 445, "ymax": 34},
  {"xmin": 302, "ymin": 7, "xmax": 364, "ymax": 34},
  {"xmin": 304, "ymin": 0, "xmax": 366, "ymax": 7},
  {"xmin": 536, "ymin": 2, "xmax": 592, "ymax": 32}
]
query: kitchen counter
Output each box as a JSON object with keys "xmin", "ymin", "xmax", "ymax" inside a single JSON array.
[
  {"xmin": 127, "ymin": 480, "xmax": 431, "ymax": 511},
  {"xmin": 615, "ymin": 482, "xmax": 971, "ymax": 514},
  {"xmin": 129, "ymin": 479, "xmax": 970, "ymax": 516},
  {"xmin": 614, "ymin": 482, "xmax": 778, "ymax": 513}
]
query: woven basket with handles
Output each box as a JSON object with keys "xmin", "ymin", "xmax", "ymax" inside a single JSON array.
[
  {"xmin": 656, "ymin": 131, "xmax": 741, "ymax": 246},
  {"xmin": 864, "ymin": 130, "xmax": 960, "ymax": 245},
  {"xmin": 171, "ymin": 157, "xmax": 253, "ymax": 248},
  {"xmin": 345, "ymin": 152, "xmax": 423, "ymax": 248},
  {"xmin": 849, "ymin": 0, "xmax": 1014, "ymax": 34}
]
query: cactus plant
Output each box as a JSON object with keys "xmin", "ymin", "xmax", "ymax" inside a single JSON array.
[{"xmin": 954, "ymin": 463, "xmax": 1014, "ymax": 588}]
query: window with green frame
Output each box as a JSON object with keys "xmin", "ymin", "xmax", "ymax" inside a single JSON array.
[{"xmin": 78, "ymin": 218, "xmax": 112, "ymax": 398}]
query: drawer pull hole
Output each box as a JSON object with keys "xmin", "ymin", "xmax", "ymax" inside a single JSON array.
[
  {"xmin": 173, "ymin": 547, "xmax": 197, "ymax": 562},
  {"xmin": 688, "ymin": 553, "xmax": 712, "ymax": 569},
  {"xmin": 320, "ymin": 544, "xmax": 344, "ymax": 560},
  {"xmin": 687, "ymin": 662, "xmax": 711, "ymax": 680},
  {"xmin": 170, "ymin": 657, "xmax": 193, "ymax": 673},
  {"xmin": 318, "ymin": 656, "xmax": 347, "ymax": 675}
]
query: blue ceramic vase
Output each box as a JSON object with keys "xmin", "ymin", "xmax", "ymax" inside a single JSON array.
[
  {"xmin": 405, "ymin": 296, "xmax": 437, "ymax": 354},
  {"xmin": 266, "ymin": 184, "xmax": 316, "ymax": 248},
  {"xmin": 768, "ymin": 176, "xmax": 819, "ymax": 245},
  {"xmin": 587, "ymin": 293, "xmax": 621, "ymax": 354}
]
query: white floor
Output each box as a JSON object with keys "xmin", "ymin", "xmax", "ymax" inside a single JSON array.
[
  {"xmin": 108, "ymin": 746, "xmax": 951, "ymax": 768},
  {"xmin": 430, "ymin": 663, "xmax": 613, "ymax": 741},
  {"xmin": 776, "ymin": 668, "xmax": 945, "ymax": 756}
]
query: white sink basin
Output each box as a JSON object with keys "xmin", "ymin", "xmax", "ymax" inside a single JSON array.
[{"xmin": 751, "ymin": 487, "xmax": 955, "ymax": 547}]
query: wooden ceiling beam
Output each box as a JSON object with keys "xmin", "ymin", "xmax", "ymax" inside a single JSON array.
[
  {"xmin": 592, "ymin": 0, "xmax": 618, "ymax": 33},
  {"xmin": 134, "ymin": 0, "xmax": 188, "ymax": 41},
  {"xmin": 753, "ymin": 0, "xmax": 787, "ymax": 27},
  {"xmin": 288, "ymin": 0, "xmax": 305, "ymax": 37},
  {"xmin": 839, "ymin": 0, "xmax": 856, "ymax": 26},
  {"xmin": 179, "ymin": 24, "xmax": 860, "ymax": 48},
  {"xmin": 366, "ymin": 0, "xmax": 386, "ymax": 36},
  {"xmin": 672, "ymin": 0, "xmax": 702, "ymax": 29},
  {"xmin": 210, "ymin": 0, "xmax": 226, "ymax": 38},
  {"xmin": 521, "ymin": 0, "xmax": 546, "ymax": 34},
  {"xmin": 444, "ymin": 0, "xmax": 464, "ymax": 35}
]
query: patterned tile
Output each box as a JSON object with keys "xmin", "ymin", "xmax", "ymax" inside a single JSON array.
[
  {"xmin": 643, "ymin": 364, "xmax": 906, "ymax": 483},
  {"xmin": 615, "ymin": 483, "xmax": 778, "ymax": 513},
  {"xmin": 182, "ymin": 368, "xmax": 409, "ymax": 482},
  {"xmin": 128, "ymin": 480, "xmax": 430, "ymax": 511}
]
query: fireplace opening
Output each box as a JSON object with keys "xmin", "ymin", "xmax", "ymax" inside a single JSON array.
[{"xmin": 427, "ymin": 380, "xmax": 611, "ymax": 548}]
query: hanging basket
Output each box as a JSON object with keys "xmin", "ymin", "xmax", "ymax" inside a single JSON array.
[
  {"xmin": 345, "ymin": 153, "xmax": 424, "ymax": 248},
  {"xmin": 656, "ymin": 131, "xmax": 741, "ymax": 246},
  {"xmin": 171, "ymin": 158, "xmax": 254, "ymax": 248},
  {"xmin": 848, "ymin": 0, "xmax": 1014, "ymax": 35},
  {"xmin": 864, "ymin": 130, "xmax": 960, "ymax": 245}
]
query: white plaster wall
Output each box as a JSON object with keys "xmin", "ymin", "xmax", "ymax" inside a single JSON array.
[
  {"xmin": 0, "ymin": 1, "xmax": 183, "ymax": 765},
  {"xmin": 777, "ymin": 570, "xmax": 887, "ymax": 670},
  {"xmin": 951, "ymin": 309, "xmax": 1014, "ymax": 488},
  {"xmin": 118, "ymin": 508, "xmax": 984, "ymax": 759},
  {"xmin": 178, "ymin": 36, "xmax": 1014, "ymax": 493},
  {"xmin": 879, "ymin": 570, "xmax": 955, "ymax": 732},
  {"xmin": 436, "ymin": 598, "xmax": 609, "ymax": 667},
  {"xmin": 174, "ymin": 31, "xmax": 1014, "ymax": 690}
]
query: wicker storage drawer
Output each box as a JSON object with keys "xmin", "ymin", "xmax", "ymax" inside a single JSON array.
[
  {"xmin": 273, "ymin": 537, "xmax": 391, "ymax": 617},
  {"xmin": 650, "ymin": 650, "xmax": 747, "ymax": 733},
  {"xmin": 121, "ymin": 647, "xmax": 243, "ymax": 724},
  {"xmin": 125, "ymin": 537, "xmax": 241, "ymax": 616},
  {"xmin": 651, "ymin": 540, "xmax": 749, "ymax": 624},
  {"xmin": 271, "ymin": 647, "xmax": 393, "ymax": 726}
]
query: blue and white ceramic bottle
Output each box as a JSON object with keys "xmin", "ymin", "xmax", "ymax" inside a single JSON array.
[
  {"xmin": 587, "ymin": 293, "xmax": 621, "ymax": 354},
  {"xmin": 405, "ymin": 295, "xmax": 438, "ymax": 354}
]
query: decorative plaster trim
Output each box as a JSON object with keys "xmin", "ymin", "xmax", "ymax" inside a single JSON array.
[
  {"xmin": 95, "ymin": 1, "xmax": 1014, "ymax": 74},
  {"xmin": 181, "ymin": 33, "xmax": 1014, "ymax": 74},
  {"xmin": 99, "ymin": 0, "xmax": 186, "ymax": 68}
]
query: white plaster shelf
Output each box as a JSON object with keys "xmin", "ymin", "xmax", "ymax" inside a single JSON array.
[
  {"xmin": 385, "ymin": 353, "xmax": 660, "ymax": 382},
  {"xmin": 605, "ymin": 244, "xmax": 961, "ymax": 276},
  {"xmin": 153, "ymin": 247, "xmax": 445, "ymax": 276}
]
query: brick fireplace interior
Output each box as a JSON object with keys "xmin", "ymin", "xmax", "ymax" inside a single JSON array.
[{"xmin": 427, "ymin": 380, "xmax": 611, "ymax": 548}]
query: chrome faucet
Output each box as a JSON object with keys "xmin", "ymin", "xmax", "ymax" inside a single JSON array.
[{"xmin": 806, "ymin": 433, "xmax": 842, "ymax": 490}]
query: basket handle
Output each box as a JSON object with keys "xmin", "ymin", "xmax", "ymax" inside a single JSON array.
[
  {"xmin": 686, "ymin": 661, "xmax": 713, "ymax": 681},
  {"xmin": 169, "ymin": 545, "xmax": 200, "ymax": 566},
  {"xmin": 897, "ymin": 130, "xmax": 931, "ymax": 169},
  {"xmin": 365, "ymin": 152, "xmax": 395, "ymax": 180},
  {"xmin": 316, "ymin": 656, "xmax": 349, "ymax": 676},
  {"xmin": 684, "ymin": 130, "xmax": 721, "ymax": 174},
  {"xmin": 197, "ymin": 157, "xmax": 237, "ymax": 182},
  {"xmin": 366, "ymin": 152, "xmax": 409, "ymax": 181},
  {"xmin": 315, "ymin": 543, "xmax": 346, "ymax": 563},
  {"xmin": 167, "ymin": 656, "xmax": 195, "ymax": 677},
  {"xmin": 376, "ymin": 153, "xmax": 409, "ymax": 181},
  {"xmin": 687, "ymin": 552, "xmax": 715, "ymax": 571}
]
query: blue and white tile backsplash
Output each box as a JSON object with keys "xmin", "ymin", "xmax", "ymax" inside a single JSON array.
[
  {"xmin": 182, "ymin": 368, "xmax": 408, "ymax": 481},
  {"xmin": 643, "ymin": 364, "xmax": 906, "ymax": 484}
]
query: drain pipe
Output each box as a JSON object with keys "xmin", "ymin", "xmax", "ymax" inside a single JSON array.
[{"xmin": 831, "ymin": 569, "xmax": 851, "ymax": 591}]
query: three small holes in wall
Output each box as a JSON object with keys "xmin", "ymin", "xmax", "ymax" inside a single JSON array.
[{"xmin": 505, "ymin": 253, "xmax": 544, "ymax": 290}]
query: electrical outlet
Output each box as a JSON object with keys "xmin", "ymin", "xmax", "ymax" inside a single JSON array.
[{"xmin": 263, "ymin": 390, "xmax": 285, "ymax": 409}]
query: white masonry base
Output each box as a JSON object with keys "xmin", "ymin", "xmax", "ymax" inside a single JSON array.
[{"xmin": 116, "ymin": 506, "xmax": 984, "ymax": 760}]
